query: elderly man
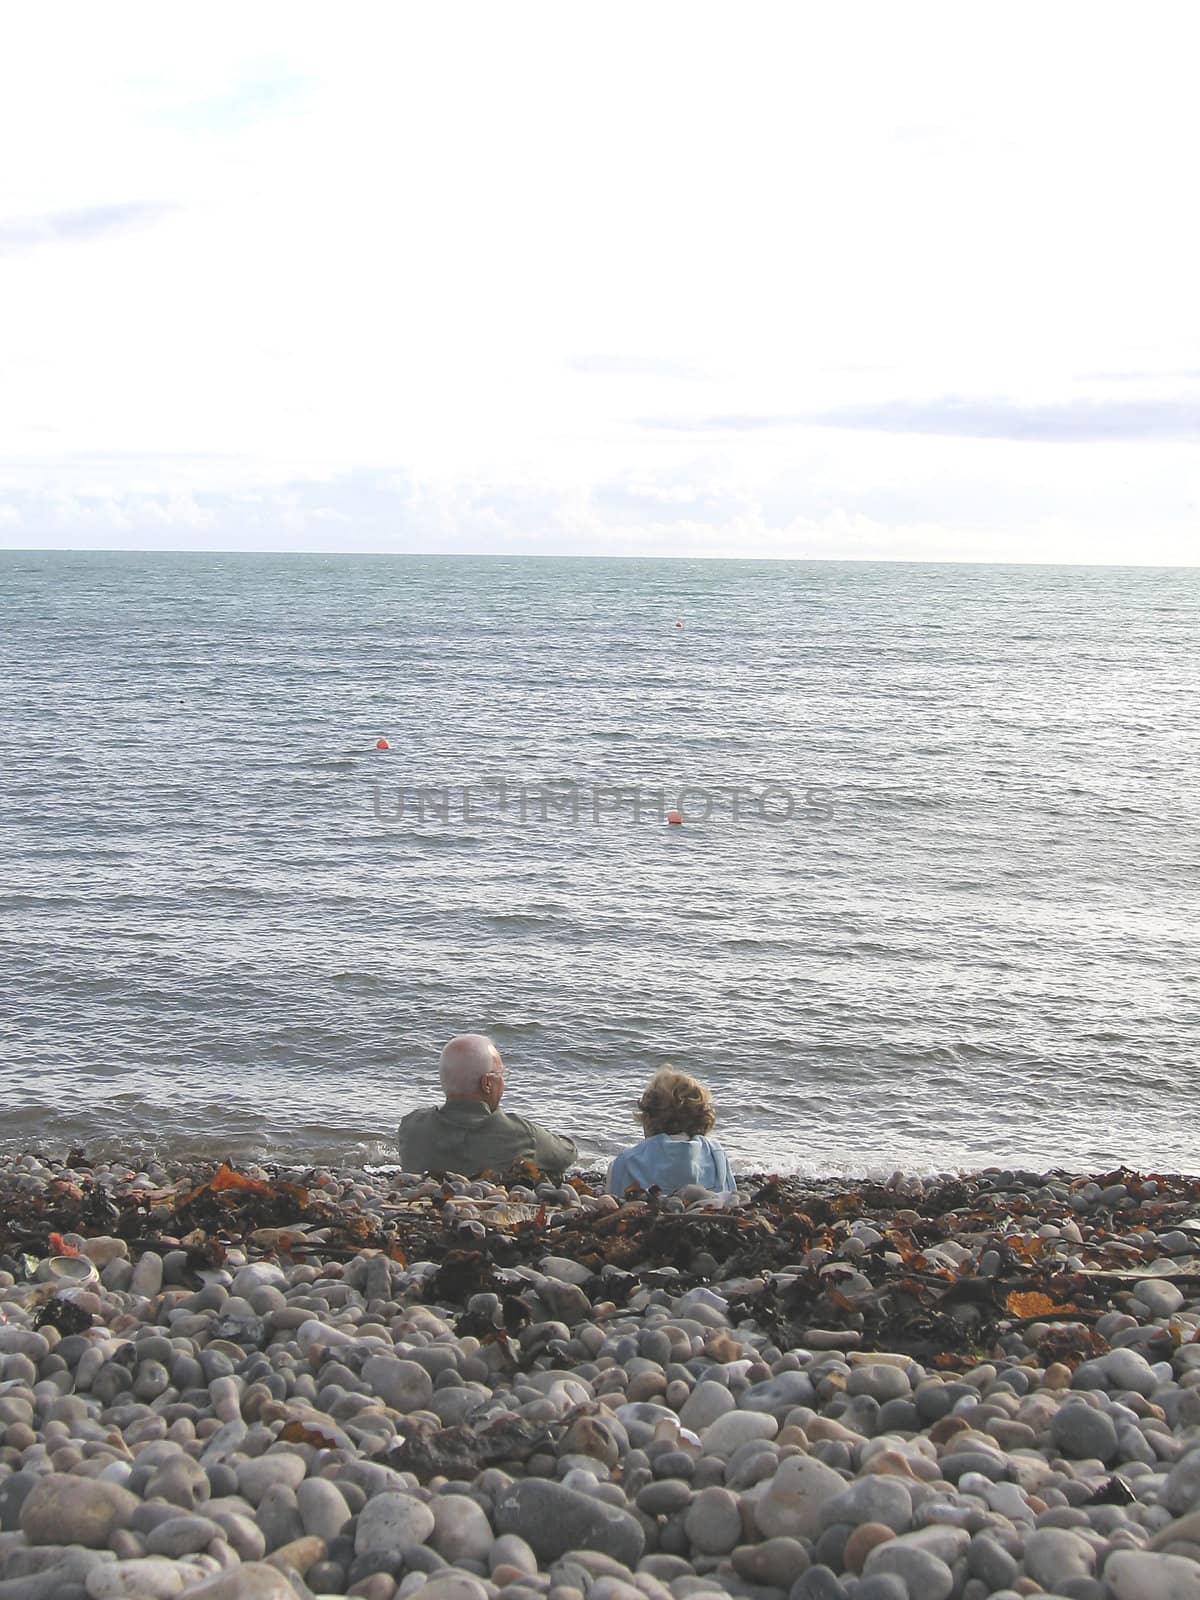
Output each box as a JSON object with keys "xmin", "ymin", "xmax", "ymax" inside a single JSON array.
[{"xmin": 397, "ymin": 1034, "xmax": 577, "ymax": 1179}]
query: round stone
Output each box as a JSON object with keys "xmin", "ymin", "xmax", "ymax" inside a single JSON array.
[
  {"xmin": 415, "ymin": 1578, "xmax": 491, "ymax": 1600},
  {"xmin": 430, "ymin": 1493, "xmax": 495, "ymax": 1564},
  {"xmin": 144, "ymin": 1514, "xmax": 223, "ymax": 1558},
  {"xmin": 1163, "ymin": 1450, "xmax": 1200, "ymax": 1517},
  {"xmin": 683, "ymin": 1486, "xmax": 742, "ymax": 1554},
  {"xmin": 700, "ymin": 1410, "xmax": 778, "ymax": 1459},
  {"xmin": 1050, "ymin": 1401, "xmax": 1119, "ymax": 1463},
  {"xmin": 739, "ymin": 1372, "xmax": 816, "ymax": 1415},
  {"xmin": 968, "ymin": 1532, "xmax": 1020, "ymax": 1590},
  {"xmin": 820, "ymin": 1476, "xmax": 913, "ymax": 1533},
  {"xmin": 494, "ymin": 1479, "xmax": 644, "ymax": 1567},
  {"xmin": 355, "ymin": 1491, "xmax": 437, "ymax": 1554},
  {"xmin": 87, "ymin": 1557, "xmax": 212, "ymax": 1598},
  {"xmin": 1133, "ymin": 1279, "xmax": 1186, "ymax": 1317},
  {"xmin": 846, "ymin": 1365, "xmax": 912, "ymax": 1402},
  {"xmin": 159, "ymin": 1564, "xmax": 297, "ymax": 1599},
  {"xmin": 20, "ymin": 1473, "xmax": 139, "ymax": 1548},
  {"xmin": 862, "ymin": 1542, "xmax": 954, "ymax": 1600},
  {"xmin": 1101, "ymin": 1349, "xmax": 1161, "ymax": 1396},
  {"xmin": 236, "ymin": 1453, "xmax": 308, "ymax": 1505},
  {"xmin": 1023, "ymin": 1526, "xmax": 1097, "ymax": 1589},
  {"xmin": 361, "ymin": 1355, "xmax": 436, "ymax": 1413},
  {"xmin": 754, "ymin": 1455, "xmax": 847, "ymax": 1541},
  {"xmin": 295, "ymin": 1477, "xmax": 353, "ymax": 1540},
  {"xmin": 678, "ymin": 1380, "xmax": 736, "ymax": 1432},
  {"xmin": 1106, "ymin": 1549, "xmax": 1200, "ymax": 1600}
]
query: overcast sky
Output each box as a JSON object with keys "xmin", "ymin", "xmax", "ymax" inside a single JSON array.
[{"xmin": 2, "ymin": 2, "xmax": 1198, "ymax": 564}]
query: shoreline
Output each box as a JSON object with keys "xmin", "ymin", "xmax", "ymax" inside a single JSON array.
[{"xmin": 2, "ymin": 1151, "xmax": 1199, "ymax": 1599}]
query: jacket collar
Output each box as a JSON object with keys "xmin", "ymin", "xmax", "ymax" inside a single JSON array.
[{"xmin": 438, "ymin": 1100, "xmax": 494, "ymax": 1121}]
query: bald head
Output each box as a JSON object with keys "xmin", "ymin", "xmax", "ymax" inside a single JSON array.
[{"xmin": 440, "ymin": 1034, "xmax": 503, "ymax": 1101}]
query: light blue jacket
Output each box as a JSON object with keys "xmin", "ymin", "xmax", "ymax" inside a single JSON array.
[{"xmin": 606, "ymin": 1133, "xmax": 736, "ymax": 1197}]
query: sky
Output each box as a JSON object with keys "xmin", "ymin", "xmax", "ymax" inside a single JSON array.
[{"xmin": 1, "ymin": 2, "xmax": 1198, "ymax": 564}]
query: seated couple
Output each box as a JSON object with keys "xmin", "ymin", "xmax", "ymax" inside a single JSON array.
[{"xmin": 397, "ymin": 1033, "xmax": 736, "ymax": 1196}]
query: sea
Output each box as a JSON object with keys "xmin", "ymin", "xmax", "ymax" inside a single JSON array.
[{"xmin": 1, "ymin": 550, "xmax": 1197, "ymax": 1177}]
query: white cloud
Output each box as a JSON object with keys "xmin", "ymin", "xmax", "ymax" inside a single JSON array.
[{"xmin": 1, "ymin": 1, "xmax": 1198, "ymax": 562}]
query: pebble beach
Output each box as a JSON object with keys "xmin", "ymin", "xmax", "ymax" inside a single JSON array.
[{"xmin": 2, "ymin": 1154, "xmax": 1200, "ymax": 1600}]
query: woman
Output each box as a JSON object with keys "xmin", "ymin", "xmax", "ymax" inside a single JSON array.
[{"xmin": 607, "ymin": 1067, "xmax": 737, "ymax": 1196}]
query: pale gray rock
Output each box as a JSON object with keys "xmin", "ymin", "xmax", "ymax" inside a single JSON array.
[
  {"xmin": 739, "ymin": 1372, "xmax": 816, "ymax": 1416},
  {"xmin": 361, "ymin": 1355, "xmax": 435, "ymax": 1413},
  {"xmin": 295, "ymin": 1477, "xmax": 352, "ymax": 1540},
  {"xmin": 1101, "ymin": 1349, "xmax": 1160, "ymax": 1396},
  {"xmin": 144, "ymin": 1455, "xmax": 210, "ymax": 1509},
  {"xmin": 0, "ymin": 1550, "xmax": 113, "ymax": 1600},
  {"xmin": 862, "ymin": 1541, "xmax": 954, "ymax": 1600},
  {"xmin": 539, "ymin": 1256, "xmax": 594, "ymax": 1286},
  {"xmin": 20, "ymin": 1474, "xmax": 139, "ymax": 1548},
  {"xmin": 0, "ymin": 1327, "xmax": 49, "ymax": 1358},
  {"xmin": 819, "ymin": 1476, "xmax": 913, "ymax": 1533},
  {"xmin": 683, "ymin": 1487, "xmax": 743, "ymax": 1555},
  {"xmin": 701, "ymin": 1410, "xmax": 778, "ymax": 1459},
  {"xmin": 489, "ymin": 1533, "xmax": 539, "ymax": 1576},
  {"xmin": 1106, "ymin": 1548, "xmax": 1200, "ymax": 1600},
  {"xmin": 143, "ymin": 1515, "xmax": 222, "ymax": 1558},
  {"xmin": 230, "ymin": 1263, "xmax": 288, "ymax": 1296},
  {"xmin": 162, "ymin": 1564, "xmax": 297, "ymax": 1599},
  {"xmin": 198, "ymin": 1420, "xmax": 247, "ymax": 1465},
  {"xmin": 205, "ymin": 1508, "xmax": 266, "ymax": 1562},
  {"xmin": 207, "ymin": 1376, "xmax": 243, "ymax": 1424},
  {"xmin": 846, "ymin": 1365, "xmax": 911, "ymax": 1402},
  {"xmin": 128, "ymin": 1253, "xmax": 164, "ymax": 1299},
  {"xmin": 754, "ymin": 1455, "xmax": 847, "ymax": 1540},
  {"xmin": 1163, "ymin": 1447, "xmax": 1200, "ymax": 1516},
  {"xmin": 726, "ymin": 1439, "xmax": 782, "ymax": 1491},
  {"xmin": 1023, "ymin": 1526, "xmax": 1097, "ymax": 1589},
  {"xmin": 1133, "ymin": 1279, "xmax": 1187, "ymax": 1317},
  {"xmin": 678, "ymin": 1381, "xmax": 736, "ymax": 1432},
  {"xmin": 1171, "ymin": 1446, "xmax": 1200, "ymax": 1516},
  {"xmin": 539, "ymin": 1281, "xmax": 592, "ymax": 1325},
  {"xmin": 1149, "ymin": 1510, "xmax": 1200, "ymax": 1552},
  {"xmin": 85, "ymin": 1556, "xmax": 212, "ymax": 1597},
  {"xmin": 429, "ymin": 1493, "xmax": 495, "ymax": 1564},
  {"xmin": 587, "ymin": 1580, "xmax": 644, "ymax": 1600},
  {"xmin": 354, "ymin": 1491, "xmax": 436, "ymax": 1554},
  {"xmin": 234, "ymin": 1453, "xmax": 308, "ymax": 1506},
  {"xmin": 415, "ymin": 1577, "xmax": 491, "ymax": 1600},
  {"xmin": 867, "ymin": 1526, "xmax": 970, "ymax": 1566}
]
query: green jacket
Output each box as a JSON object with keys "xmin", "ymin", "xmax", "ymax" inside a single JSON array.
[{"xmin": 396, "ymin": 1100, "xmax": 577, "ymax": 1180}]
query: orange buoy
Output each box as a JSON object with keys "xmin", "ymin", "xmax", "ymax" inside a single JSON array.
[
  {"xmin": 667, "ymin": 809, "xmax": 683, "ymax": 825},
  {"xmin": 375, "ymin": 738, "xmax": 390, "ymax": 750}
]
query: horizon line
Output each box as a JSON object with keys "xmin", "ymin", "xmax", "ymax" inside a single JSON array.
[{"xmin": 2, "ymin": 544, "xmax": 1199, "ymax": 573}]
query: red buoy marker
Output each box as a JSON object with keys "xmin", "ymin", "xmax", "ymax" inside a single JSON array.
[
  {"xmin": 376, "ymin": 738, "xmax": 390, "ymax": 751},
  {"xmin": 667, "ymin": 809, "xmax": 683, "ymax": 825},
  {"xmin": 675, "ymin": 621, "xmax": 683, "ymax": 628}
]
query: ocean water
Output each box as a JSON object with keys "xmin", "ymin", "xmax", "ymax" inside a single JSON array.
[{"xmin": 1, "ymin": 550, "xmax": 1197, "ymax": 1177}]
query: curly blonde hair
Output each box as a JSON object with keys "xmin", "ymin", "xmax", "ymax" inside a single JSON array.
[{"xmin": 637, "ymin": 1068, "xmax": 716, "ymax": 1137}]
